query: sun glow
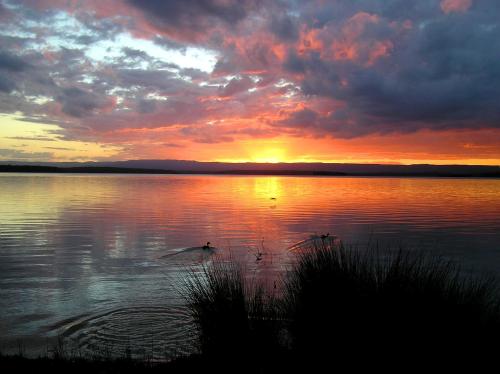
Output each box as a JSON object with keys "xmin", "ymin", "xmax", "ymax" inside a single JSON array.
[{"xmin": 250, "ymin": 148, "xmax": 287, "ymax": 163}]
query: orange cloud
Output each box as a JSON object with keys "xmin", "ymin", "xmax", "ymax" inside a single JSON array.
[
  {"xmin": 330, "ymin": 12, "xmax": 392, "ymax": 65},
  {"xmin": 297, "ymin": 27, "xmax": 324, "ymax": 55},
  {"xmin": 3, "ymin": 0, "xmax": 500, "ymax": 166},
  {"xmin": 441, "ymin": 0, "xmax": 473, "ymax": 14},
  {"xmin": 367, "ymin": 40, "xmax": 394, "ymax": 65}
]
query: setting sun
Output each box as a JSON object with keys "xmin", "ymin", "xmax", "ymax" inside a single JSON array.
[{"xmin": 250, "ymin": 148, "xmax": 287, "ymax": 163}]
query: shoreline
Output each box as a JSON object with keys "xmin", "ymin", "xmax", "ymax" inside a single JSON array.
[{"xmin": 1, "ymin": 165, "xmax": 500, "ymax": 178}]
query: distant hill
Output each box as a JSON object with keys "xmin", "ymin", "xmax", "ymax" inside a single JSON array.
[
  {"xmin": 1, "ymin": 160, "xmax": 499, "ymax": 177},
  {"xmin": 0, "ymin": 165, "xmax": 178, "ymax": 174}
]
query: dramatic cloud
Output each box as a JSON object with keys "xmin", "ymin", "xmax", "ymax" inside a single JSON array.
[
  {"xmin": 278, "ymin": 0, "xmax": 500, "ymax": 138},
  {"xmin": 441, "ymin": 0, "xmax": 473, "ymax": 14},
  {"xmin": 58, "ymin": 87, "xmax": 114, "ymax": 118},
  {"xmin": 1, "ymin": 0, "xmax": 500, "ymax": 163},
  {"xmin": 0, "ymin": 148, "xmax": 52, "ymax": 160},
  {"xmin": 127, "ymin": 0, "xmax": 255, "ymax": 34}
]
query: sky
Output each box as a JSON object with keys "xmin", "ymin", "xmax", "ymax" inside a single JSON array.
[{"xmin": 1, "ymin": 0, "xmax": 500, "ymax": 165}]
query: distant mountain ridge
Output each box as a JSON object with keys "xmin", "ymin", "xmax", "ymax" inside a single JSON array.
[{"xmin": 1, "ymin": 160, "xmax": 499, "ymax": 177}]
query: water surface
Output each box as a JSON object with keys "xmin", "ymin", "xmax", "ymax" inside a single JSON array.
[{"xmin": 1, "ymin": 174, "xmax": 499, "ymax": 357}]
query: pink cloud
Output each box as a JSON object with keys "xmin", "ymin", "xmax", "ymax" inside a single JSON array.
[
  {"xmin": 440, "ymin": 0, "xmax": 473, "ymax": 14},
  {"xmin": 2, "ymin": 0, "xmax": 500, "ymax": 164},
  {"xmin": 295, "ymin": 12, "xmax": 394, "ymax": 66}
]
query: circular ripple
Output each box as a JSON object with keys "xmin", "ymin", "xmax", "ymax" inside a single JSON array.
[{"xmin": 57, "ymin": 305, "xmax": 198, "ymax": 360}]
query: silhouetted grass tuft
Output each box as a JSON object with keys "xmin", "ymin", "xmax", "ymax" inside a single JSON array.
[
  {"xmin": 184, "ymin": 258, "xmax": 283, "ymax": 365},
  {"xmin": 282, "ymin": 240, "xmax": 500, "ymax": 365},
  {"xmin": 5, "ymin": 241, "xmax": 500, "ymax": 372},
  {"xmin": 185, "ymin": 240, "xmax": 500, "ymax": 368}
]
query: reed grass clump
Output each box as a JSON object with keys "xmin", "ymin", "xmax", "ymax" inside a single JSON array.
[
  {"xmin": 184, "ymin": 259, "xmax": 283, "ymax": 364},
  {"xmin": 184, "ymin": 240, "xmax": 500, "ymax": 368},
  {"xmin": 283, "ymin": 241, "xmax": 500, "ymax": 364}
]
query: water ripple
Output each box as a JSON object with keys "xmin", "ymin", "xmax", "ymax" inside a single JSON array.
[
  {"xmin": 48, "ymin": 305, "xmax": 197, "ymax": 360},
  {"xmin": 1, "ymin": 174, "xmax": 500, "ymax": 356}
]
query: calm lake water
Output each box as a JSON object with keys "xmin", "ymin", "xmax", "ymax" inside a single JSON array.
[{"xmin": 1, "ymin": 173, "xmax": 500, "ymax": 358}]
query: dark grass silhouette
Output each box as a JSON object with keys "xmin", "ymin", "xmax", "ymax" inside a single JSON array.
[
  {"xmin": 185, "ymin": 240, "xmax": 500, "ymax": 370},
  {"xmin": 0, "ymin": 337, "xmax": 207, "ymax": 373},
  {"xmin": 283, "ymin": 241, "xmax": 500, "ymax": 368},
  {"xmin": 4, "ymin": 240, "xmax": 500, "ymax": 372},
  {"xmin": 0, "ymin": 353, "xmax": 208, "ymax": 374},
  {"xmin": 183, "ymin": 259, "xmax": 285, "ymax": 370}
]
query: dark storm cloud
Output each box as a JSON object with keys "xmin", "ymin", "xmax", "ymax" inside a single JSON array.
[
  {"xmin": 57, "ymin": 87, "xmax": 111, "ymax": 118},
  {"xmin": 0, "ymin": 75, "xmax": 16, "ymax": 93},
  {"xmin": 127, "ymin": 0, "xmax": 259, "ymax": 37},
  {"xmin": 0, "ymin": 50, "xmax": 32, "ymax": 92},
  {"xmin": 0, "ymin": 50, "xmax": 31, "ymax": 72},
  {"xmin": 299, "ymin": 0, "xmax": 440, "ymax": 29},
  {"xmin": 2, "ymin": 0, "xmax": 500, "ymax": 149},
  {"xmin": 269, "ymin": 13, "xmax": 299, "ymax": 42},
  {"xmin": 278, "ymin": 108, "xmax": 319, "ymax": 128},
  {"xmin": 115, "ymin": 69, "xmax": 184, "ymax": 92},
  {"xmin": 277, "ymin": 0, "xmax": 500, "ymax": 137},
  {"xmin": 136, "ymin": 99, "xmax": 156, "ymax": 113}
]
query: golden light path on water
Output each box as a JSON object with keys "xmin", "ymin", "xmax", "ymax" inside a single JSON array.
[{"xmin": 0, "ymin": 174, "xmax": 499, "ymax": 358}]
